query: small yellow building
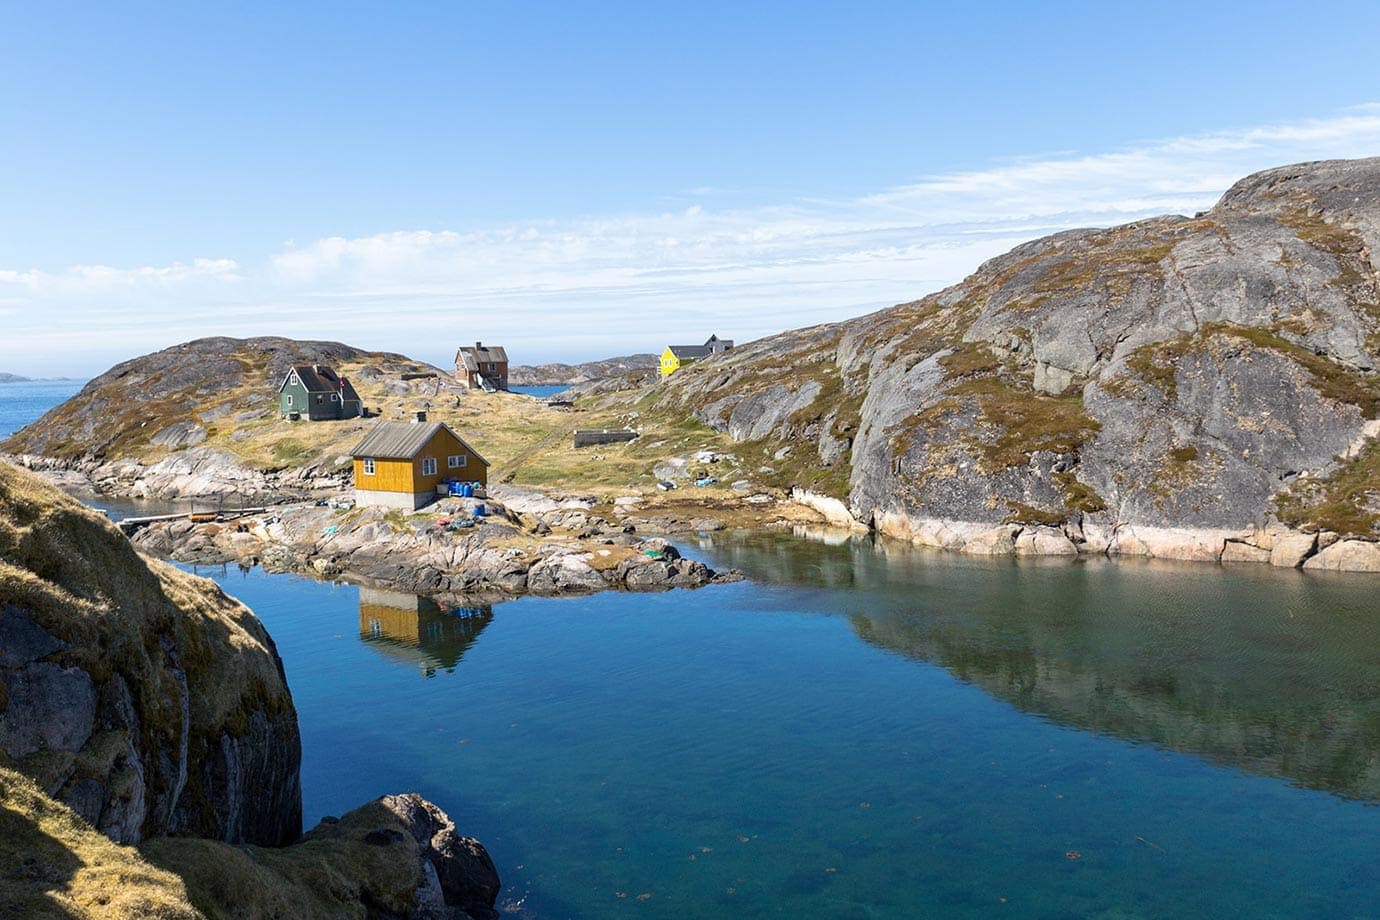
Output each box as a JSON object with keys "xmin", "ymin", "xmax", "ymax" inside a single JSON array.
[
  {"xmin": 350, "ymin": 420, "xmax": 489, "ymax": 510},
  {"xmin": 660, "ymin": 334, "xmax": 733, "ymax": 376}
]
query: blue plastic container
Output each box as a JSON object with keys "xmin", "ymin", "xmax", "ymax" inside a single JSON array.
[
  {"xmin": 473, "ymin": 503, "xmax": 487, "ymax": 517},
  {"xmin": 461, "ymin": 483, "xmax": 474, "ymax": 498}
]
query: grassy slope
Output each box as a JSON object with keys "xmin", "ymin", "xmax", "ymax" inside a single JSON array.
[{"xmin": 0, "ymin": 767, "xmax": 201, "ymax": 920}]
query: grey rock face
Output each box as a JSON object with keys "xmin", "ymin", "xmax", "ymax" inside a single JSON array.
[
  {"xmin": 0, "ymin": 659, "xmax": 97, "ymax": 757},
  {"xmin": 649, "ymin": 157, "xmax": 1380, "ymax": 567},
  {"xmin": 149, "ymin": 421, "xmax": 208, "ymax": 450}
]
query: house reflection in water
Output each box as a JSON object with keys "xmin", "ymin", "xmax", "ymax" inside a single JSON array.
[{"xmin": 358, "ymin": 587, "xmax": 494, "ymax": 678}]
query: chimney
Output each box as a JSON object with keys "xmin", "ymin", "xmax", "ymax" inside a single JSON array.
[
  {"xmin": 475, "ymin": 341, "xmax": 482, "ymax": 351},
  {"xmin": 413, "ymin": 410, "xmax": 427, "ymax": 423}
]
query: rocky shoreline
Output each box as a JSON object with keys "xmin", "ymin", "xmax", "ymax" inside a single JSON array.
[
  {"xmin": 9, "ymin": 450, "xmax": 1379, "ymax": 577},
  {"xmin": 128, "ymin": 483, "xmax": 741, "ymax": 597},
  {"xmin": 789, "ymin": 489, "xmax": 1380, "ymax": 572}
]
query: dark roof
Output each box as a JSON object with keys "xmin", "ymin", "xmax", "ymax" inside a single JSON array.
[
  {"xmin": 349, "ymin": 420, "xmax": 490, "ymax": 466},
  {"xmin": 667, "ymin": 334, "xmax": 733, "ymax": 360},
  {"xmin": 456, "ymin": 343, "xmax": 508, "ymax": 371},
  {"xmin": 281, "ymin": 364, "xmax": 360, "ymax": 402}
]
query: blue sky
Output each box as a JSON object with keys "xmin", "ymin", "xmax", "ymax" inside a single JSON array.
[{"xmin": 3, "ymin": 1, "xmax": 1380, "ymax": 376}]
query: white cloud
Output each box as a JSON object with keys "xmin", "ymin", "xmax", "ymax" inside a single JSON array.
[{"xmin": 4, "ymin": 106, "xmax": 1380, "ymax": 377}]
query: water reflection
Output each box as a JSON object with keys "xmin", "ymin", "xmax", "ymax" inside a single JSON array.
[
  {"xmin": 357, "ymin": 587, "xmax": 493, "ymax": 678},
  {"xmin": 707, "ymin": 531, "xmax": 1380, "ymax": 802}
]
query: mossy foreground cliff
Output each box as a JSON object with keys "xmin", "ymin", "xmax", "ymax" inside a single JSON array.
[
  {"xmin": 0, "ymin": 463, "xmax": 500, "ymax": 919},
  {"xmin": 640, "ymin": 157, "xmax": 1380, "ymax": 564},
  {"xmin": 0, "ymin": 459, "xmax": 302, "ymax": 845}
]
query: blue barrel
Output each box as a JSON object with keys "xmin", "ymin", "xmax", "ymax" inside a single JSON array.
[
  {"xmin": 461, "ymin": 483, "xmax": 473, "ymax": 497},
  {"xmin": 473, "ymin": 503, "xmax": 487, "ymax": 517}
]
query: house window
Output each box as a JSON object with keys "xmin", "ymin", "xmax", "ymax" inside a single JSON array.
[
  {"xmin": 316, "ymin": 395, "xmax": 323, "ymax": 404},
  {"xmin": 421, "ymin": 457, "xmax": 437, "ymax": 476},
  {"xmin": 447, "ymin": 455, "xmax": 466, "ymax": 469},
  {"xmin": 362, "ymin": 458, "xmax": 376, "ymax": 475},
  {"xmin": 331, "ymin": 393, "xmax": 340, "ymax": 402},
  {"xmin": 285, "ymin": 394, "xmax": 293, "ymax": 406}
]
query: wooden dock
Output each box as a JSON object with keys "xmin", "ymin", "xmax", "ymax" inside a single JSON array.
[{"xmin": 117, "ymin": 507, "xmax": 268, "ymax": 535}]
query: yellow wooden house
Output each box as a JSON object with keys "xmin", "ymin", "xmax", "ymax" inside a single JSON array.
[
  {"xmin": 350, "ymin": 419, "xmax": 489, "ymax": 510},
  {"xmin": 659, "ymin": 334, "xmax": 734, "ymax": 376}
]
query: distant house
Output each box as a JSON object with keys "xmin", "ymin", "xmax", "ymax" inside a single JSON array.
[
  {"xmin": 279, "ymin": 364, "xmax": 362, "ymax": 420},
  {"xmin": 455, "ymin": 342, "xmax": 509, "ymax": 391},
  {"xmin": 660, "ymin": 334, "xmax": 733, "ymax": 377},
  {"xmin": 350, "ymin": 419, "xmax": 489, "ymax": 510}
]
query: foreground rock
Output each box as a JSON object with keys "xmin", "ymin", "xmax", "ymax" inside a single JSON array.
[
  {"xmin": 143, "ymin": 793, "xmax": 501, "ymax": 920},
  {"xmin": 0, "ymin": 461, "xmax": 301, "ymax": 845},
  {"xmin": 3, "ymin": 766, "xmax": 501, "ymax": 920},
  {"xmin": 1, "ymin": 461, "xmax": 501, "ymax": 919}
]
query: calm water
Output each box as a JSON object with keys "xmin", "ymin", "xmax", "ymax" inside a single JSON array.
[
  {"xmin": 5, "ymin": 382, "xmax": 1380, "ymax": 917},
  {"xmin": 194, "ymin": 539, "xmax": 1380, "ymax": 919},
  {"xmin": 0, "ymin": 379, "xmax": 83, "ymax": 439},
  {"xmin": 511, "ymin": 384, "xmax": 569, "ymax": 399}
]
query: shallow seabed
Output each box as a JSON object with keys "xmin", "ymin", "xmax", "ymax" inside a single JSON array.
[{"xmin": 199, "ymin": 532, "xmax": 1380, "ymax": 919}]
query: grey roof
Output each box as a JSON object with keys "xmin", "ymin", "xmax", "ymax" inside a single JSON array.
[
  {"xmin": 350, "ymin": 420, "xmax": 490, "ymax": 466},
  {"xmin": 281, "ymin": 364, "xmax": 361, "ymax": 402},
  {"xmin": 456, "ymin": 343, "xmax": 508, "ymax": 371},
  {"xmin": 667, "ymin": 334, "xmax": 733, "ymax": 360}
]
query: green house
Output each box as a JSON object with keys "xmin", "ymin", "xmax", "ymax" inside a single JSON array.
[{"xmin": 278, "ymin": 364, "xmax": 362, "ymax": 420}]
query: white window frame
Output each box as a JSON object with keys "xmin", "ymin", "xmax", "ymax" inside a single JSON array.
[
  {"xmin": 362, "ymin": 458, "xmax": 376, "ymax": 475},
  {"xmin": 285, "ymin": 394, "xmax": 293, "ymax": 406},
  {"xmin": 421, "ymin": 457, "xmax": 437, "ymax": 476},
  {"xmin": 447, "ymin": 454, "xmax": 466, "ymax": 469}
]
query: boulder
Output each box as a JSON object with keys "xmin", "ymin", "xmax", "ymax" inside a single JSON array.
[
  {"xmin": 526, "ymin": 553, "xmax": 606, "ymax": 594},
  {"xmin": 1221, "ymin": 541, "xmax": 1271, "ymax": 564},
  {"xmin": 1302, "ymin": 540, "xmax": 1380, "ymax": 572},
  {"xmin": 959, "ymin": 526, "xmax": 1019, "ymax": 555},
  {"xmin": 1014, "ymin": 527, "xmax": 1079, "ymax": 556},
  {"xmin": 1270, "ymin": 532, "xmax": 1318, "ymax": 568}
]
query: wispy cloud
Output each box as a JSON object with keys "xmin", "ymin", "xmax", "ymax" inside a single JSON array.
[{"xmin": 4, "ymin": 106, "xmax": 1380, "ymax": 376}]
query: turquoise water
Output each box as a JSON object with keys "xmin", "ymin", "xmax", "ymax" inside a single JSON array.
[
  {"xmin": 0, "ymin": 379, "xmax": 83, "ymax": 439},
  {"xmin": 195, "ymin": 538, "xmax": 1380, "ymax": 919},
  {"xmin": 5, "ymin": 382, "xmax": 1380, "ymax": 916},
  {"xmin": 511, "ymin": 384, "xmax": 568, "ymax": 399}
]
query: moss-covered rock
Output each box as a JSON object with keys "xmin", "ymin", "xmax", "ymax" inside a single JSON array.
[{"xmin": 0, "ymin": 461, "xmax": 301, "ymax": 845}]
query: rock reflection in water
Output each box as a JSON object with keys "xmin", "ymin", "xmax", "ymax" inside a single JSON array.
[
  {"xmin": 707, "ymin": 530, "xmax": 1380, "ymax": 802},
  {"xmin": 358, "ymin": 587, "xmax": 494, "ymax": 678}
]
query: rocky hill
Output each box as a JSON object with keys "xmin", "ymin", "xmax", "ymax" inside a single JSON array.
[
  {"xmin": 1, "ymin": 336, "xmax": 441, "ymax": 462},
  {"xmin": 0, "ymin": 461, "xmax": 500, "ymax": 918},
  {"xmin": 0, "ymin": 372, "xmax": 29, "ymax": 382},
  {"xmin": 507, "ymin": 352, "xmax": 658, "ymax": 386},
  {"xmin": 642, "ymin": 158, "xmax": 1380, "ymax": 563}
]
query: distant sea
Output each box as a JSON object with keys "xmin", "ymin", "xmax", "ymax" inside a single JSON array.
[
  {"xmin": 0, "ymin": 379, "xmax": 84, "ymax": 440},
  {"xmin": 509, "ymin": 384, "xmax": 567, "ymax": 399}
]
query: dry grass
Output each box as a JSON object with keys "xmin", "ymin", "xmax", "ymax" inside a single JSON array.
[
  {"xmin": 1275, "ymin": 439, "xmax": 1380, "ymax": 537},
  {"xmin": 141, "ymin": 799, "xmax": 425, "ymax": 920},
  {"xmin": 0, "ymin": 767, "xmax": 202, "ymax": 920}
]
